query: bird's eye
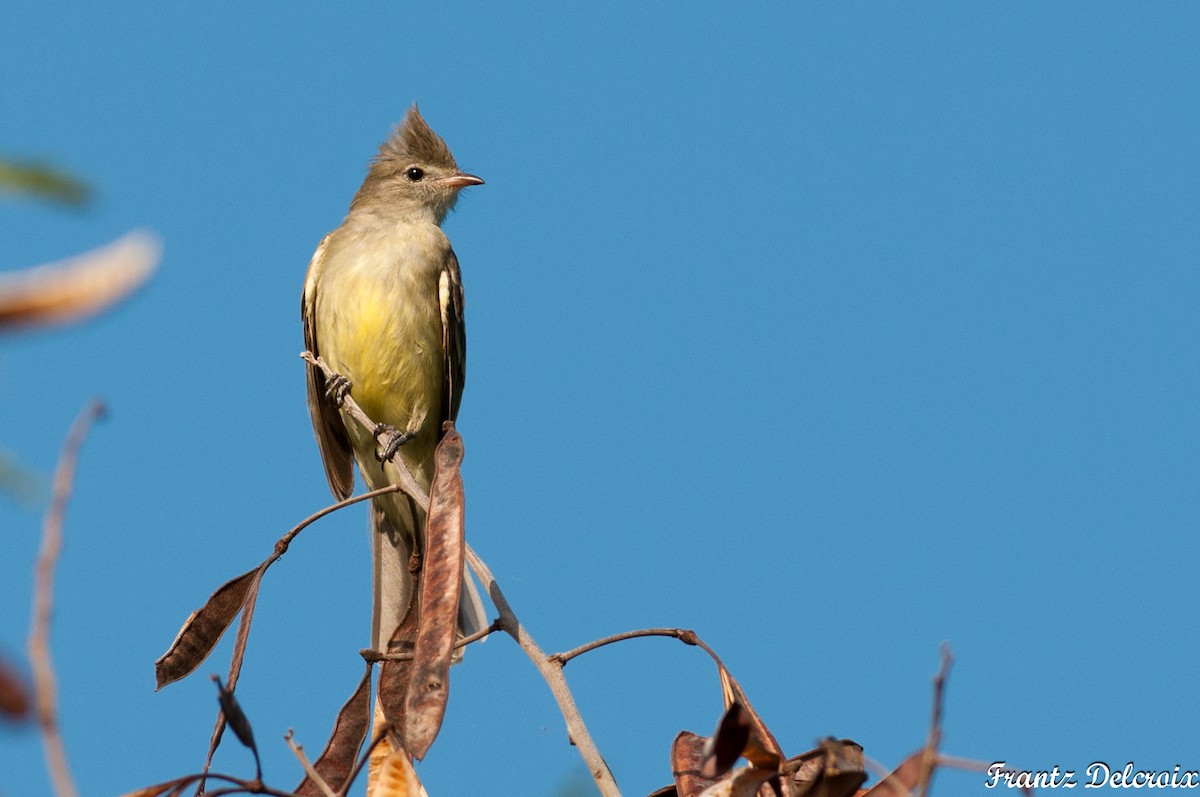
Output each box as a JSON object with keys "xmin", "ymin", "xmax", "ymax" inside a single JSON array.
[{"xmin": 405, "ymin": 167, "xmax": 425, "ymax": 182}]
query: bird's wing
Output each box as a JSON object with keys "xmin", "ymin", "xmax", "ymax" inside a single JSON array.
[
  {"xmin": 439, "ymin": 247, "xmax": 466, "ymax": 427},
  {"xmin": 439, "ymin": 247, "xmax": 488, "ymax": 638},
  {"xmin": 302, "ymin": 232, "xmax": 355, "ymax": 499}
]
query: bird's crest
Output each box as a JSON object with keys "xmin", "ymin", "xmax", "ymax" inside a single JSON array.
[{"xmin": 375, "ymin": 105, "xmax": 458, "ymax": 171}]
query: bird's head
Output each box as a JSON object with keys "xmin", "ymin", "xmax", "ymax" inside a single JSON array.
[{"xmin": 351, "ymin": 105, "xmax": 483, "ymax": 223}]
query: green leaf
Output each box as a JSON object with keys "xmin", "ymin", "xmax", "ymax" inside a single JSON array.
[{"xmin": 0, "ymin": 158, "xmax": 90, "ymax": 206}]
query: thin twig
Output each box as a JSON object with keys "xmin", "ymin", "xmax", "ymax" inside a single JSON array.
[
  {"xmin": 550, "ymin": 627, "xmax": 699, "ymax": 666},
  {"xmin": 919, "ymin": 645, "xmax": 953, "ymax": 797},
  {"xmin": 285, "ymin": 730, "xmax": 337, "ymax": 797},
  {"xmin": 301, "ymin": 352, "xmax": 428, "ymax": 507},
  {"xmin": 464, "ymin": 544, "xmax": 620, "ymax": 797},
  {"xmin": 194, "ymin": 779, "xmax": 301, "ymax": 797},
  {"xmin": 863, "ymin": 754, "xmax": 913, "ymax": 797},
  {"xmin": 361, "ymin": 618, "xmax": 501, "ymax": 662},
  {"xmin": 935, "ymin": 754, "xmax": 995, "ymax": 773},
  {"xmin": 123, "ymin": 768, "xmax": 331, "ymax": 797},
  {"xmin": 28, "ymin": 398, "xmax": 105, "ymax": 797},
  {"xmin": 271, "ymin": 482, "xmax": 406, "ymax": 563}
]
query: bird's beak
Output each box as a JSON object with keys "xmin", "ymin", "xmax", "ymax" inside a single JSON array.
[{"xmin": 441, "ymin": 172, "xmax": 485, "ymax": 189}]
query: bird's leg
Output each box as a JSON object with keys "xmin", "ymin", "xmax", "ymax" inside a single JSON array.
[
  {"xmin": 324, "ymin": 373, "xmax": 352, "ymax": 406},
  {"xmin": 374, "ymin": 423, "xmax": 415, "ymax": 462}
]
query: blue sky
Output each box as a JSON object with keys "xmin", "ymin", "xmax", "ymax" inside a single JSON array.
[{"xmin": 3, "ymin": 3, "xmax": 1199, "ymax": 795}]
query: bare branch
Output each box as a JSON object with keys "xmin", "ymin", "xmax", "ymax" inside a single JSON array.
[
  {"xmin": 273, "ymin": 482, "xmax": 407, "ymax": 563},
  {"xmin": 862, "ymin": 754, "xmax": 914, "ymax": 797},
  {"xmin": 28, "ymin": 398, "xmax": 105, "ymax": 797},
  {"xmin": 918, "ymin": 645, "xmax": 953, "ymax": 797},
  {"xmin": 286, "ymin": 730, "xmax": 338, "ymax": 797},
  {"xmin": 550, "ymin": 627, "xmax": 700, "ymax": 667},
  {"xmin": 935, "ymin": 754, "xmax": 996, "ymax": 773},
  {"xmin": 361, "ymin": 618, "xmax": 500, "ymax": 663},
  {"xmin": 301, "ymin": 352, "xmax": 428, "ymax": 506},
  {"xmin": 464, "ymin": 544, "xmax": 620, "ymax": 797}
]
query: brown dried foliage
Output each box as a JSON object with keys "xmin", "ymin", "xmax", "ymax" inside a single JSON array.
[
  {"xmin": 136, "ymin": 375, "xmax": 968, "ymax": 797},
  {"xmin": 402, "ymin": 423, "xmax": 466, "ymax": 759}
]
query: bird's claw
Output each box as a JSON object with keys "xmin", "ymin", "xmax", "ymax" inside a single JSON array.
[
  {"xmin": 325, "ymin": 373, "xmax": 352, "ymax": 406},
  {"xmin": 374, "ymin": 423, "xmax": 414, "ymax": 462}
]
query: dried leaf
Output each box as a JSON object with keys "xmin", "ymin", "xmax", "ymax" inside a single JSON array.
[
  {"xmin": 155, "ymin": 568, "xmax": 261, "ymax": 689},
  {"xmin": 404, "ymin": 425, "xmax": 465, "ymax": 759},
  {"xmin": 673, "ymin": 731, "xmax": 719, "ymax": 797},
  {"xmin": 789, "ymin": 739, "xmax": 866, "ymax": 797},
  {"xmin": 370, "ymin": 748, "xmax": 423, "ymax": 797},
  {"xmin": 198, "ymin": 570, "xmax": 267, "ymax": 779},
  {"xmin": 699, "ymin": 767, "xmax": 779, "ymax": 797},
  {"xmin": 701, "ymin": 701, "xmax": 753, "ymax": 779},
  {"xmin": 226, "ymin": 570, "xmax": 263, "ymax": 693},
  {"xmin": 715, "ymin": 663, "xmax": 784, "ymax": 774},
  {"xmin": 213, "ymin": 675, "xmax": 257, "ymax": 755},
  {"xmin": 862, "ymin": 752, "xmax": 924, "ymax": 797},
  {"xmin": 0, "ymin": 653, "xmax": 30, "ymax": 719},
  {"xmin": 295, "ymin": 664, "xmax": 373, "ymax": 796},
  {"xmin": 378, "ymin": 595, "xmax": 421, "ymax": 733},
  {"xmin": 0, "ymin": 231, "xmax": 159, "ymax": 330}
]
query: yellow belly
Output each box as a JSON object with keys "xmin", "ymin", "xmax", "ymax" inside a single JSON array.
[{"xmin": 314, "ymin": 217, "xmax": 448, "ymax": 476}]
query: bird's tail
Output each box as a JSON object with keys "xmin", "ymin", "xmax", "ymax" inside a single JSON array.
[{"xmin": 370, "ymin": 497, "xmax": 488, "ymax": 654}]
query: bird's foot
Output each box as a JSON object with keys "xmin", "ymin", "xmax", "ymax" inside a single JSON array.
[
  {"xmin": 374, "ymin": 423, "xmax": 414, "ymax": 462},
  {"xmin": 325, "ymin": 373, "xmax": 352, "ymax": 406}
]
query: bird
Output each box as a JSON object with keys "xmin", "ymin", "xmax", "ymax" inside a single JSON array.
[{"xmin": 301, "ymin": 105, "xmax": 487, "ymax": 657}]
